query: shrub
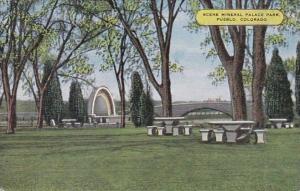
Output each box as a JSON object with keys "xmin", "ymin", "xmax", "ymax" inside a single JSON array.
[
  {"xmin": 130, "ymin": 72, "xmax": 143, "ymax": 127},
  {"xmin": 69, "ymin": 81, "xmax": 85, "ymax": 123},
  {"xmin": 265, "ymin": 48, "xmax": 294, "ymax": 121},
  {"xmin": 43, "ymin": 62, "xmax": 63, "ymax": 125}
]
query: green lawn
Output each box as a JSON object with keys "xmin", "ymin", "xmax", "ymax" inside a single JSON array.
[{"xmin": 0, "ymin": 127, "xmax": 299, "ymax": 191}]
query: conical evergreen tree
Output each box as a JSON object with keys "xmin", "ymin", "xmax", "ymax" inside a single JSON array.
[
  {"xmin": 69, "ymin": 81, "xmax": 85, "ymax": 123},
  {"xmin": 140, "ymin": 87, "xmax": 154, "ymax": 126},
  {"xmin": 43, "ymin": 62, "xmax": 64, "ymax": 125},
  {"xmin": 295, "ymin": 42, "xmax": 300, "ymax": 115},
  {"xmin": 130, "ymin": 72, "xmax": 143, "ymax": 127},
  {"xmin": 265, "ymin": 48, "xmax": 294, "ymax": 121}
]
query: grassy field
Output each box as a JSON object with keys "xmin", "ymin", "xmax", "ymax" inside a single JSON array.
[{"xmin": 0, "ymin": 127, "xmax": 299, "ymax": 191}]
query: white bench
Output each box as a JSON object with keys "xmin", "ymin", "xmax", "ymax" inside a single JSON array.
[
  {"xmin": 62, "ymin": 119, "xmax": 77, "ymax": 128},
  {"xmin": 213, "ymin": 129, "xmax": 225, "ymax": 143},
  {"xmin": 208, "ymin": 121, "xmax": 255, "ymax": 143},
  {"xmin": 157, "ymin": 126, "xmax": 165, "ymax": 136},
  {"xmin": 254, "ymin": 129, "xmax": 266, "ymax": 144},
  {"xmin": 269, "ymin": 118, "xmax": 287, "ymax": 129},
  {"xmin": 284, "ymin": 122, "xmax": 294, "ymax": 128},
  {"xmin": 199, "ymin": 129, "xmax": 211, "ymax": 142},
  {"xmin": 73, "ymin": 122, "xmax": 81, "ymax": 128},
  {"xmin": 147, "ymin": 126, "xmax": 157, "ymax": 136},
  {"xmin": 183, "ymin": 125, "xmax": 192, "ymax": 136}
]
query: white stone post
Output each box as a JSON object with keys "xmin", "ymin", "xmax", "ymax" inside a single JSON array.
[
  {"xmin": 254, "ymin": 129, "xmax": 266, "ymax": 144},
  {"xmin": 184, "ymin": 125, "xmax": 192, "ymax": 136},
  {"xmin": 157, "ymin": 127, "xmax": 165, "ymax": 136},
  {"xmin": 199, "ymin": 129, "xmax": 210, "ymax": 142},
  {"xmin": 147, "ymin": 126, "xmax": 156, "ymax": 136},
  {"xmin": 214, "ymin": 129, "xmax": 224, "ymax": 143},
  {"xmin": 173, "ymin": 127, "xmax": 179, "ymax": 136}
]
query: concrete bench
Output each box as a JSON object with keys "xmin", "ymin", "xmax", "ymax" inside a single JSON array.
[
  {"xmin": 173, "ymin": 126, "xmax": 179, "ymax": 136},
  {"xmin": 183, "ymin": 125, "xmax": 192, "ymax": 136},
  {"xmin": 269, "ymin": 118, "xmax": 287, "ymax": 129},
  {"xmin": 147, "ymin": 126, "xmax": 157, "ymax": 136},
  {"xmin": 254, "ymin": 129, "xmax": 266, "ymax": 144},
  {"xmin": 213, "ymin": 129, "xmax": 225, "ymax": 143},
  {"xmin": 73, "ymin": 122, "xmax": 81, "ymax": 128},
  {"xmin": 199, "ymin": 129, "xmax": 211, "ymax": 142},
  {"xmin": 208, "ymin": 121, "xmax": 255, "ymax": 143},
  {"xmin": 284, "ymin": 122, "xmax": 294, "ymax": 128},
  {"xmin": 65, "ymin": 123, "xmax": 72, "ymax": 128},
  {"xmin": 157, "ymin": 126, "xmax": 165, "ymax": 136}
]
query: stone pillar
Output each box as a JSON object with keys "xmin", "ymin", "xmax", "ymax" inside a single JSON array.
[
  {"xmin": 214, "ymin": 129, "xmax": 224, "ymax": 143},
  {"xmin": 254, "ymin": 129, "xmax": 266, "ymax": 144},
  {"xmin": 173, "ymin": 127, "xmax": 179, "ymax": 136},
  {"xmin": 184, "ymin": 125, "xmax": 192, "ymax": 136},
  {"xmin": 157, "ymin": 127, "xmax": 165, "ymax": 136},
  {"xmin": 199, "ymin": 129, "xmax": 210, "ymax": 142}
]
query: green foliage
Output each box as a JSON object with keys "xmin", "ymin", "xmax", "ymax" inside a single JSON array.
[
  {"xmin": 186, "ymin": 0, "xmax": 299, "ymax": 86},
  {"xmin": 265, "ymin": 48, "xmax": 294, "ymax": 121},
  {"xmin": 68, "ymin": 81, "xmax": 85, "ymax": 123},
  {"xmin": 130, "ymin": 72, "xmax": 144, "ymax": 127},
  {"xmin": 43, "ymin": 62, "xmax": 64, "ymax": 125},
  {"xmin": 295, "ymin": 42, "xmax": 300, "ymax": 115},
  {"xmin": 140, "ymin": 88, "xmax": 154, "ymax": 126}
]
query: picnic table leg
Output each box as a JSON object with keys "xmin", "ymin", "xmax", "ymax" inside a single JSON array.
[
  {"xmin": 275, "ymin": 122, "xmax": 282, "ymax": 129},
  {"xmin": 225, "ymin": 130, "xmax": 237, "ymax": 143},
  {"xmin": 165, "ymin": 121, "xmax": 173, "ymax": 135}
]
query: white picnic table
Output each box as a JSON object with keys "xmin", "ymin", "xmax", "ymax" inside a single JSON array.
[
  {"xmin": 207, "ymin": 120, "xmax": 255, "ymax": 143},
  {"xmin": 93, "ymin": 115, "xmax": 120, "ymax": 123},
  {"xmin": 62, "ymin": 119, "xmax": 77, "ymax": 123},
  {"xmin": 268, "ymin": 118, "xmax": 288, "ymax": 128},
  {"xmin": 154, "ymin": 117, "xmax": 185, "ymax": 136},
  {"xmin": 61, "ymin": 119, "xmax": 77, "ymax": 127}
]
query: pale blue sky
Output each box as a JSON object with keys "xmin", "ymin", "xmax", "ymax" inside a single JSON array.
[{"xmin": 18, "ymin": 12, "xmax": 299, "ymax": 102}]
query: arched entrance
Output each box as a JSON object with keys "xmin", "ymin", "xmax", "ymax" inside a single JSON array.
[{"xmin": 87, "ymin": 86, "xmax": 116, "ymax": 116}]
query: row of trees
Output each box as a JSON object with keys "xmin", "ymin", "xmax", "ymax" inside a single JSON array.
[
  {"xmin": 1, "ymin": 0, "xmax": 299, "ymax": 133},
  {"xmin": 188, "ymin": 0, "xmax": 299, "ymax": 127},
  {"xmin": 0, "ymin": 0, "xmax": 114, "ymax": 133}
]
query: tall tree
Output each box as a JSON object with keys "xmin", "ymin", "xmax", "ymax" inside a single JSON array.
[
  {"xmin": 69, "ymin": 81, "xmax": 85, "ymax": 123},
  {"xmin": 43, "ymin": 62, "xmax": 63, "ymax": 125},
  {"xmin": 98, "ymin": 27, "xmax": 140, "ymax": 128},
  {"xmin": 296, "ymin": 42, "xmax": 300, "ymax": 115},
  {"xmin": 265, "ymin": 48, "xmax": 294, "ymax": 121},
  {"xmin": 197, "ymin": 0, "xmax": 248, "ymax": 120},
  {"xmin": 0, "ymin": 73, "xmax": 3, "ymax": 108},
  {"xmin": 130, "ymin": 72, "xmax": 144, "ymax": 127},
  {"xmin": 189, "ymin": 0, "xmax": 299, "ymax": 125},
  {"xmin": 107, "ymin": 0, "xmax": 186, "ymax": 117},
  {"xmin": 0, "ymin": 0, "xmax": 58, "ymax": 133},
  {"xmin": 251, "ymin": 0, "xmax": 273, "ymax": 128}
]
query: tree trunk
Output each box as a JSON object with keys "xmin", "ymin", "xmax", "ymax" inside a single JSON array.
[
  {"xmin": 227, "ymin": 69, "xmax": 247, "ymax": 120},
  {"xmin": 119, "ymin": 88, "xmax": 126, "ymax": 128},
  {"xmin": 117, "ymin": 75, "xmax": 126, "ymax": 128},
  {"xmin": 36, "ymin": 93, "xmax": 45, "ymax": 129},
  {"xmin": 6, "ymin": 96, "xmax": 17, "ymax": 134},
  {"xmin": 159, "ymin": 84, "xmax": 172, "ymax": 117},
  {"xmin": 0, "ymin": 93, "xmax": 3, "ymax": 108},
  {"xmin": 252, "ymin": 26, "xmax": 267, "ymax": 128}
]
